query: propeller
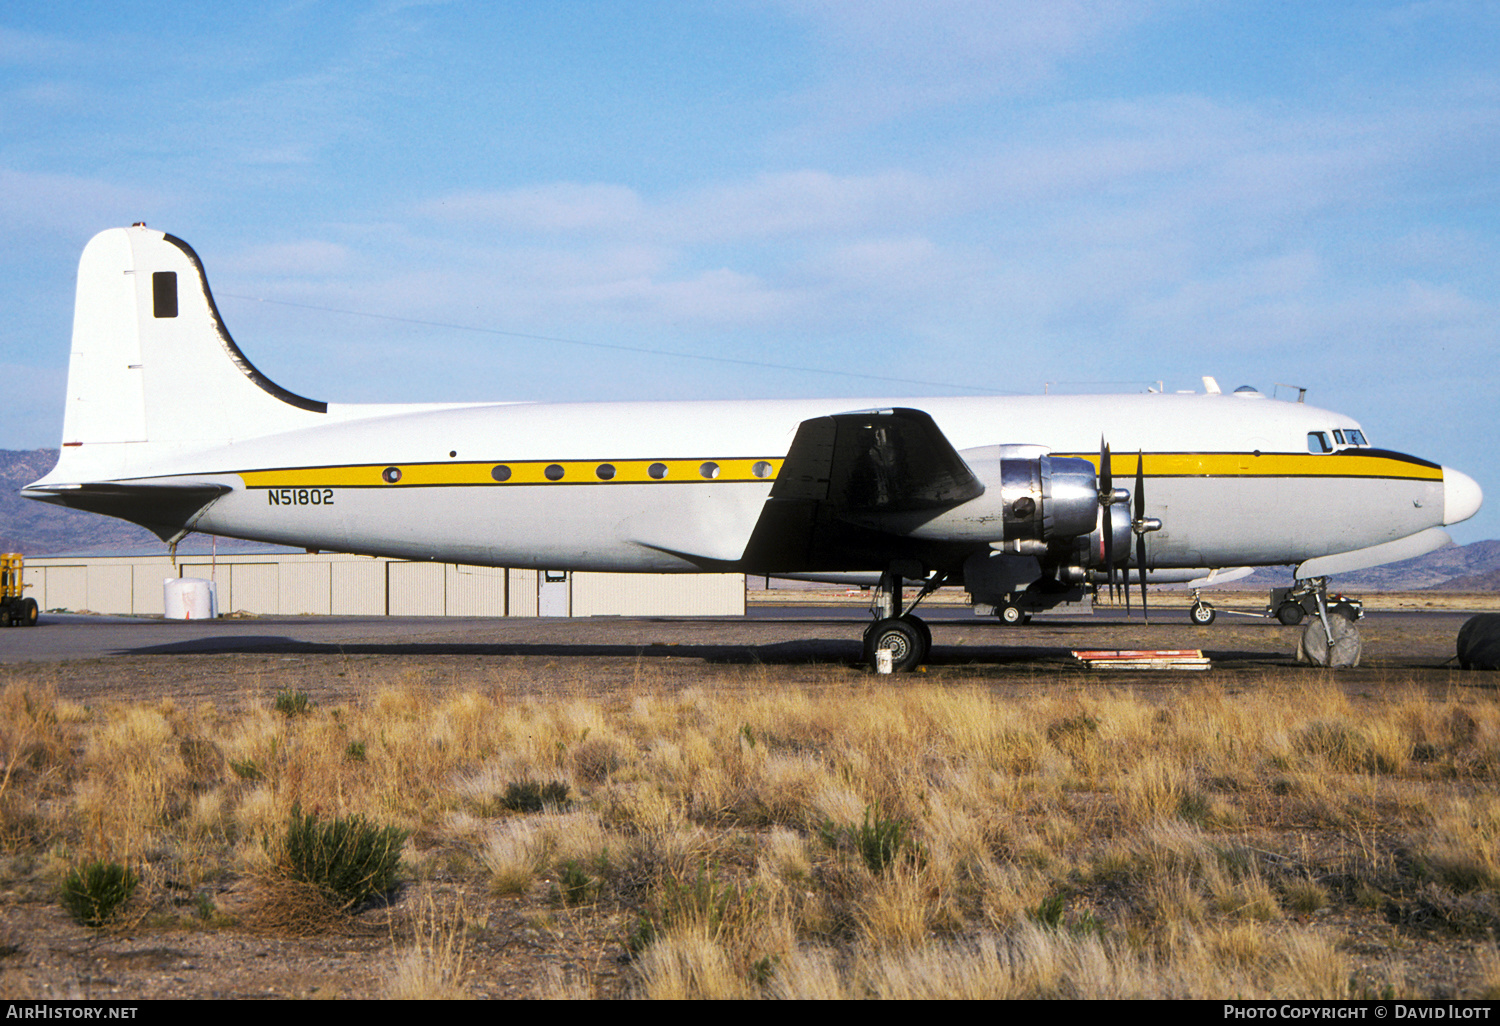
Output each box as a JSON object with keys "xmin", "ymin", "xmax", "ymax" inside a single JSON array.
[
  {"xmin": 1098, "ymin": 438, "xmax": 1129, "ymax": 605},
  {"xmin": 1100, "ymin": 438, "xmax": 1114, "ymax": 599},
  {"xmin": 1132, "ymin": 449, "xmax": 1163, "ymax": 621}
]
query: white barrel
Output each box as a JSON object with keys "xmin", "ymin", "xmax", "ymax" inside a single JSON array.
[{"xmin": 164, "ymin": 578, "xmax": 218, "ymax": 620}]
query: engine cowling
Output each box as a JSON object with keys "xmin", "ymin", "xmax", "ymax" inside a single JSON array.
[{"xmin": 895, "ymin": 445, "xmax": 1101, "ymax": 548}]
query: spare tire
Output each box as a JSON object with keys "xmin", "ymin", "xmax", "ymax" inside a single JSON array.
[{"xmin": 1457, "ymin": 614, "xmax": 1500, "ymax": 670}]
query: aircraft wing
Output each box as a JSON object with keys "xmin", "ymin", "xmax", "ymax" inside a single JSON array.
[
  {"xmin": 770, "ymin": 407, "xmax": 983, "ymax": 510},
  {"xmin": 744, "ymin": 408, "xmax": 984, "ymax": 572}
]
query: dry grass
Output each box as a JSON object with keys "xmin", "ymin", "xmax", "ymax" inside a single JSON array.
[{"xmin": 1, "ymin": 672, "xmax": 1498, "ymax": 998}]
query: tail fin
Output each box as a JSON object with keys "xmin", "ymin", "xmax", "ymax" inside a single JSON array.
[{"xmin": 54, "ymin": 225, "xmax": 325, "ymax": 478}]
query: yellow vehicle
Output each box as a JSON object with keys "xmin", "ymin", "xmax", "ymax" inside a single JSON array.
[{"xmin": 1, "ymin": 553, "xmax": 39, "ymax": 628}]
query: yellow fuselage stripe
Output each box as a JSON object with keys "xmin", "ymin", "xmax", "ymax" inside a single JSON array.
[
  {"xmin": 1061, "ymin": 452, "xmax": 1441, "ymax": 481},
  {"xmin": 241, "ymin": 458, "xmax": 783, "ymax": 488},
  {"xmin": 237, "ymin": 451, "xmax": 1440, "ymax": 489}
]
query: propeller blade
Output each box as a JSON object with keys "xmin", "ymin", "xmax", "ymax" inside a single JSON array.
[
  {"xmin": 1100, "ymin": 438, "xmax": 1114, "ymax": 599},
  {"xmin": 1137, "ymin": 529, "xmax": 1150, "ymax": 623},
  {"xmin": 1136, "ymin": 450, "xmax": 1149, "ymax": 622}
]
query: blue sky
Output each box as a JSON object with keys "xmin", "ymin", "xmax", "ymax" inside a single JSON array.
[{"xmin": 2, "ymin": 1, "xmax": 1497, "ymax": 541}]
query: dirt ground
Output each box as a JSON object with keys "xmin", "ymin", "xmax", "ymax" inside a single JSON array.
[{"xmin": 0, "ymin": 607, "xmax": 1496, "ymax": 1000}]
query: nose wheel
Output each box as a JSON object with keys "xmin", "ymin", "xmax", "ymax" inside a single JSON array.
[{"xmin": 1190, "ymin": 601, "xmax": 1216, "ymax": 625}]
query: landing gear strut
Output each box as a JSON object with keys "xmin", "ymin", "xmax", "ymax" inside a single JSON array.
[
  {"xmin": 864, "ymin": 570, "xmax": 941, "ymax": 672},
  {"xmin": 1293, "ymin": 577, "xmax": 1362, "ymax": 668}
]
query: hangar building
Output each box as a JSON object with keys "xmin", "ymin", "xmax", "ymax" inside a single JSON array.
[{"xmin": 19, "ymin": 552, "xmax": 745, "ymax": 618}]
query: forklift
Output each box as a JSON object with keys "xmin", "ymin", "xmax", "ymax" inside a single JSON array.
[{"xmin": 0, "ymin": 553, "xmax": 39, "ymax": 627}]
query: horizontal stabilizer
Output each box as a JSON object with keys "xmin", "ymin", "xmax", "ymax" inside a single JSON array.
[{"xmin": 21, "ymin": 481, "xmax": 229, "ymax": 541}]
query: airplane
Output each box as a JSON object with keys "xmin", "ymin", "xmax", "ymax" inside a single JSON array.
[{"xmin": 22, "ymin": 225, "xmax": 1485, "ymax": 669}]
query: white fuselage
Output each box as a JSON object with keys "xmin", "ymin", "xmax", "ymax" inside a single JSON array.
[
  {"xmin": 135, "ymin": 390, "xmax": 1453, "ymax": 573},
  {"xmin": 22, "ymin": 226, "xmax": 1481, "ymax": 586}
]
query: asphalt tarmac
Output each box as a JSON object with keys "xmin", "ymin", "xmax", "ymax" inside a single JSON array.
[{"xmin": 0, "ymin": 600, "xmax": 1476, "ymax": 690}]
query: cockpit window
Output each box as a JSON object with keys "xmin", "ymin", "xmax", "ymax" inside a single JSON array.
[
  {"xmin": 1308, "ymin": 431, "xmax": 1332, "ymax": 454},
  {"xmin": 1333, "ymin": 430, "xmax": 1346, "ymax": 445},
  {"xmin": 1347, "ymin": 429, "xmax": 1368, "ymax": 446}
]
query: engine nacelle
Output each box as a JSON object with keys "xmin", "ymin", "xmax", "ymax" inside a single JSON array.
[
  {"xmin": 1061, "ymin": 503, "xmax": 1134, "ymax": 570},
  {"xmin": 897, "ymin": 445, "xmax": 1101, "ymax": 545}
]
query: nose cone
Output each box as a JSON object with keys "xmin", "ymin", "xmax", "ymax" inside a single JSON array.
[{"xmin": 1443, "ymin": 467, "xmax": 1483, "ymax": 526}]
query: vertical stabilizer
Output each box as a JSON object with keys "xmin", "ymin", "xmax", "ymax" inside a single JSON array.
[{"xmin": 50, "ymin": 225, "xmax": 326, "ymax": 481}]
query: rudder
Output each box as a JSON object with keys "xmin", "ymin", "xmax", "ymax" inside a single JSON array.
[{"xmin": 57, "ymin": 225, "xmax": 326, "ymax": 474}]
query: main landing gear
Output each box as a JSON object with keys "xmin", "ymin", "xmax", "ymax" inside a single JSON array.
[{"xmin": 863, "ymin": 569, "xmax": 941, "ymax": 672}]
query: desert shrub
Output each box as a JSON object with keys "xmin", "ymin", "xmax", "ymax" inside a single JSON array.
[
  {"xmin": 501, "ymin": 779, "xmax": 571, "ymax": 813},
  {"xmin": 820, "ymin": 804, "xmax": 916, "ymax": 874},
  {"xmin": 59, "ymin": 859, "xmax": 138, "ymax": 927},
  {"xmin": 552, "ymin": 859, "xmax": 596, "ymax": 907},
  {"xmin": 273, "ymin": 690, "xmax": 312, "ymax": 717},
  {"xmin": 282, "ymin": 803, "xmax": 407, "ymax": 909},
  {"xmin": 230, "ymin": 758, "xmax": 264, "ymax": 781},
  {"xmin": 629, "ymin": 863, "xmax": 760, "ymax": 953}
]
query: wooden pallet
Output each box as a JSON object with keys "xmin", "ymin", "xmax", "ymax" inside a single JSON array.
[{"xmin": 1072, "ymin": 649, "xmax": 1212, "ymax": 671}]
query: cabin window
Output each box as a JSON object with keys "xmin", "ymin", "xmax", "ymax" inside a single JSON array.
[
  {"xmin": 753, "ymin": 461, "xmax": 774, "ymax": 479},
  {"xmin": 648, "ymin": 462, "xmax": 668, "ymax": 480},
  {"xmin": 699, "ymin": 462, "xmax": 720, "ymax": 480},
  {"xmin": 544, "ymin": 464, "xmax": 565, "ymax": 481},
  {"xmin": 490, "ymin": 465, "xmax": 511, "ymax": 482},
  {"xmin": 382, "ymin": 466, "xmax": 402, "ymax": 483},
  {"xmin": 596, "ymin": 464, "xmax": 616, "ymax": 480},
  {"xmin": 152, "ymin": 272, "xmax": 178, "ymax": 318},
  {"xmin": 1307, "ymin": 432, "xmax": 1331, "ymax": 454}
]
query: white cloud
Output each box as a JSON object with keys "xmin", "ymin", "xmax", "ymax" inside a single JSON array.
[
  {"xmin": 415, "ymin": 183, "xmax": 645, "ymax": 233},
  {"xmin": 220, "ymin": 239, "xmax": 352, "ymax": 277},
  {"xmin": 0, "ymin": 168, "xmax": 171, "ymax": 236},
  {"xmin": 777, "ymin": 0, "xmax": 1155, "ymax": 124}
]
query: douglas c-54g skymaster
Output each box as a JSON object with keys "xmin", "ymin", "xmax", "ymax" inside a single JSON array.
[{"xmin": 23, "ymin": 226, "xmax": 1484, "ymax": 668}]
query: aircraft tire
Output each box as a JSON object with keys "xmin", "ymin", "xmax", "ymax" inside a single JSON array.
[
  {"xmin": 1276, "ymin": 603, "xmax": 1305, "ymax": 626},
  {"xmin": 998, "ymin": 603, "xmax": 1026, "ymax": 626},
  {"xmin": 18, "ymin": 599, "xmax": 37, "ymax": 627},
  {"xmin": 1190, "ymin": 602, "xmax": 1216, "ymax": 626},
  {"xmin": 1297, "ymin": 615, "xmax": 1362, "ymax": 669},
  {"xmin": 864, "ymin": 617, "xmax": 925, "ymax": 672},
  {"xmin": 903, "ymin": 614, "xmax": 932, "ymax": 655}
]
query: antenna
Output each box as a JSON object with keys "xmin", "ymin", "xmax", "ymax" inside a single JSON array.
[{"xmin": 1273, "ymin": 383, "xmax": 1308, "ymax": 403}]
